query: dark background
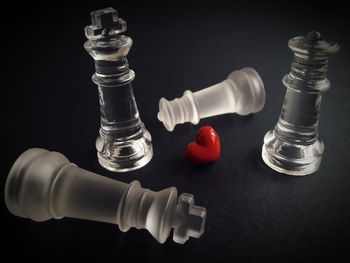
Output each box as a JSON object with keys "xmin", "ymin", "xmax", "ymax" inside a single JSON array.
[{"xmin": 2, "ymin": 1, "xmax": 350, "ymax": 262}]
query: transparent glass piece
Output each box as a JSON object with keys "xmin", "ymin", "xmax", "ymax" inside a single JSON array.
[
  {"xmin": 84, "ymin": 7, "xmax": 152, "ymax": 172},
  {"xmin": 5, "ymin": 148, "xmax": 207, "ymax": 244},
  {"xmin": 262, "ymin": 31, "xmax": 339, "ymax": 176},
  {"xmin": 157, "ymin": 68, "xmax": 265, "ymax": 131}
]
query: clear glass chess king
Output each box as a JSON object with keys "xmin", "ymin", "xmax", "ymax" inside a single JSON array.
[
  {"xmin": 84, "ymin": 8, "xmax": 153, "ymax": 172},
  {"xmin": 262, "ymin": 32, "xmax": 339, "ymax": 176}
]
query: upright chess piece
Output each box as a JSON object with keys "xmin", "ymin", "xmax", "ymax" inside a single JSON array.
[
  {"xmin": 84, "ymin": 8, "xmax": 153, "ymax": 172},
  {"xmin": 262, "ymin": 32, "xmax": 339, "ymax": 176}
]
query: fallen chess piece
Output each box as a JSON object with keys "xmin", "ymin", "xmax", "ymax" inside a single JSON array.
[
  {"xmin": 5, "ymin": 148, "xmax": 206, "ymax": 244},
  {"xmin": 157, "ymin": 68, "xmax": 265, "ymax": 131}
]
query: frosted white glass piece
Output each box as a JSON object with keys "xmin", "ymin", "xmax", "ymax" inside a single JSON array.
[
  {"xmin": 5, "ymin": 148, "xmax": 206, "ymax": 244},
  {"xmin": 158, "ymin": 68, "xmax": 265, "ymax": 131}
]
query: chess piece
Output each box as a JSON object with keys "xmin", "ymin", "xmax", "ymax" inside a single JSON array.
[
  {"xmin": 5, "ymin": 148, "xmax": 206, "ymax": 244},
  {"xmin": 262, "ymin": 32, "xmax": 339, "ymax": 175},
  {"xmin": 158, "ymin": 68, "xmax": 265, "ymax": 131},
  {"xmin": 84, "ymin": 8, "xmax": 153, "ymax": 172}
]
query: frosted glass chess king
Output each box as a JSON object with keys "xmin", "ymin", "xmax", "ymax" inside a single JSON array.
[{"xmin": 5, "ymin": 148, "xmax": 206, "ymax": 244}]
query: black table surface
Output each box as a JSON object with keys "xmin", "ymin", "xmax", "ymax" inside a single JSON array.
[{"xmin": 2, "ymin": 2, "xmax": 350, "ymax": 262}]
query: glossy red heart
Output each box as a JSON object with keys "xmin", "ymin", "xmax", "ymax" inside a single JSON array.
[{"xmin": 185, "ymin": 125, "xmax": 221, "ymax": 164}]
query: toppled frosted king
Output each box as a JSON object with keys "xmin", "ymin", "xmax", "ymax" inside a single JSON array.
[{"xmin": 5, "ymin": 148, "xmax": 207, "ymax": 244}]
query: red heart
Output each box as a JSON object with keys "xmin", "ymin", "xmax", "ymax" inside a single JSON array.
[{"xmin": 185, "ymin": 125, "xmax": 221, "ymax": 164}]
